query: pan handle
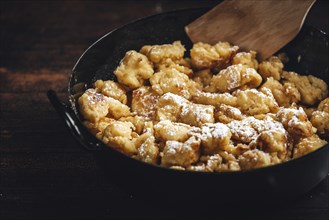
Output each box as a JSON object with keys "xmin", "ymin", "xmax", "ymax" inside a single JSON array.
[{"xmin": 47, "ymin": 90, "xmax": 102, "ymax": 151}]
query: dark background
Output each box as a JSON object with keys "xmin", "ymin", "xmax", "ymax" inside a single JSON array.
[{"xmin": 0, "ymin": 1, "xmax": 328, "ymax": 219}]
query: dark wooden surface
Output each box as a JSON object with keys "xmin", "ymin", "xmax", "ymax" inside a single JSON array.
[{"xmin": 0, "ymin": 1, "xmax": 328, "ymax": 219}]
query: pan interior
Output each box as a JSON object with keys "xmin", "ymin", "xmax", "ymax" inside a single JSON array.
[{"xmin": 68, "ymin": 7, "xmax": 329, "ymax": 146}]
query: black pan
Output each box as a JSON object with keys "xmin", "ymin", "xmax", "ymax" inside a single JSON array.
[{"xmin": 47, "ymin": 8, "xmax": 329, "ymax": 203}]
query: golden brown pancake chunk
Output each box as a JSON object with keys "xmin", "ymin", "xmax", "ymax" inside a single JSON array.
[
  {"xmin": 140, "ymin": 41, "xmax": 185, "ymax": 64},
  {"xmin": 131, "ymin": 86, "xmax": 159, "ymax": 119},
  {"xmin": 282, "ymin": 71, "xmax": 328, "ymax": 105},
  {"xmin": 293, "ymin": 135, "xmax": 327, "ymax": 158},
  {"xmin": 161, "ymin": 136, "xmax": 200, "ymax": 167},
  {"xmin": 94, "ymin": 80, "xmax": 127, "ymax": 104},
  {"xmin": 190, "ymin": 41, "xmax": 238, "ymax": 69},
  {"xmin": 114, "ymin": 50, "xmax": 154, "ymax": 89},
  {"xmin": 258, "ymin": 56, "xmax": 284, "ymax": 80},
  {"xmin": 232, "ymin": 50, "xmax": 258, "ymax": 70},
  {"xmin": 260, "ymin": 77, "xmax": 300, "ymax": 107},
  {"xmin": 205, "ymin": 64, "xmax": 262, "ymax": 93}
]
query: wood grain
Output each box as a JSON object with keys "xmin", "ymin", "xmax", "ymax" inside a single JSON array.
[{"xmin": 0, "ymin": 1, "xmax": 328, "ymax": 219}]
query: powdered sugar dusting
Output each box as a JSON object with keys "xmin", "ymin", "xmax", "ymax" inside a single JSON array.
[
  {"xmin": 223, "ymin": 65, "xmax": 241, "ymax": 91},
  {"xmin": 180, "ymin": 103, "xmax": 214, "ymax": 126},
  {"xmin": 80, "ymin": 40, "xmax": 328, "ymax": 172},
  {"xmin": 189, "ymin": 123, "xmax": 230, "ymax": 141},
  {"xmin": 166, "ymin": 141, "xmax": 181, "ymax": 154},
  {"xmin": 162, "ymin": 92, "xmax": 187, "ymax": 105},
  {"xmin": 227, "ymin": 118, "xmax": 258, "ymax": 143}
]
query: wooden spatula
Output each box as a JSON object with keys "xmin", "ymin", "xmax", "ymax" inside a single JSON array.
[{"xmin": 185, "ymin": 0, "xmax": 316, "ymax": 61}]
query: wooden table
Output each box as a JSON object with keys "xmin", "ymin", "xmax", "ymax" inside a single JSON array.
[{"xmin": 1, "ymin": 1, "xmax": 328, "ymax": 219}]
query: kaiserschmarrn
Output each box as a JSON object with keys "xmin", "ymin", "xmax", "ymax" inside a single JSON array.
[{"xmin": 78, "ymin": 41, "xmax": 328, "ymax": 171}]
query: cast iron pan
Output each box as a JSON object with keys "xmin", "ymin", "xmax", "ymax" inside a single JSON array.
[{"xmin": 48, "ymin": 8, "xmax": 329, "ymax": 202}]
